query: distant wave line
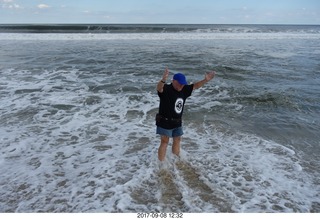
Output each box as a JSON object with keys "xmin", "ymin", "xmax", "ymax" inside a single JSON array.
[
  {"xmin": 0, "ymin": 24, "xmax": 320, "ymax": 34},
  {"xmin": 1, "ymin": 32, "xmax": 319, "ymax": 41}
]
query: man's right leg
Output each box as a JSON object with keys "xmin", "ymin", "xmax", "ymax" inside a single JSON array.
[{"xmin": 158, "ymin": 135, "xmax": 169, "ymax": 161}]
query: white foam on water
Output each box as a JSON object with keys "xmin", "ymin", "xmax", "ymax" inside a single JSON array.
[
  {"xmin": 182, "ymin": 122, "xmax": 318, "ymax": 212},
  {"xmin": 0, "ymin": 32, "xmax": 319, "ymax": 41},
  {"xmin": 0, "ymin": 66, "xmax": 319, "ymax": 212}
]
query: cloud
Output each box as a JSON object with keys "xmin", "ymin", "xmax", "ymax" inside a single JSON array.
[
  {"xmin": 1, "ymin": 0, "xmax": 21, "ymax": 9},
  {"xmin": 37, "ymin": 4, "xmax": 50, "ymax": 9}
]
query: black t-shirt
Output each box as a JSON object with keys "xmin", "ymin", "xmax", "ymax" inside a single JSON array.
[{"xmin": 157, "ymin": 83, "xmax": 194, "ymax": 129}]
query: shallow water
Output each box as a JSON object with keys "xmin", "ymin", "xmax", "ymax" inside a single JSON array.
[{"xmin": 0, "ymin": 25, "xmax": 320, "ymax": 212}]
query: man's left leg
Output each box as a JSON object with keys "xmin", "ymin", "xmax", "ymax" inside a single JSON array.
[{"xmin": 172, "ymin": 136, "xmax": 181, "ymax": 157}]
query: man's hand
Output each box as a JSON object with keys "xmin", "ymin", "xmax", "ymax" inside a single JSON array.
[
  {"xmin": 162, "ymin": 68, "xmax": 169, "ymax": 82},
  {"xmin": 157, "ymin": 68, "xmax": 169, "ymax": 93},
  {"xmin": 193, "ymin": 70, "xmax": 216, "ymax": 90},
  {"xmin": 205, "ymin": 71, "xmax": 215, "ymax": 82}
]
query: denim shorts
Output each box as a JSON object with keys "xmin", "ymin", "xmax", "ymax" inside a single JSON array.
[{"xmin": 156, "ymin": 126, "xmax": 184, "ymax": 137}]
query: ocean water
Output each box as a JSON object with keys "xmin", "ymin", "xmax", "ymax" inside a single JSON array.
[{"xmin": 0, "ymin": 24, "xmax": 319, "ymax": 212}]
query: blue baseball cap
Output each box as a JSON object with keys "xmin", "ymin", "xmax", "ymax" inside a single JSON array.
[{"xmin": 173, "ymin": 73, "xmax": 188, "ymax": 85}]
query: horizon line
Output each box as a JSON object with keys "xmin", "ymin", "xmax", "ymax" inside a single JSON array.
[{"xmin": 1, "ymin": 23, "xmax": 319, "ymax": 26}]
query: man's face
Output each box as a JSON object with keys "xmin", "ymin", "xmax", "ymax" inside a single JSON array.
[{"xmin": 172, "ymin": 80, "xmax": 184, "ymax": 92}]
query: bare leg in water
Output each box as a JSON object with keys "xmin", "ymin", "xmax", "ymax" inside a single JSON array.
[
  {"xmin": 158, "ymin": 135, "xmax": 181, "ymax": 161},
  {"xmin": 158, "ymin": 135, "xmax": 169, "ymax": 161}
]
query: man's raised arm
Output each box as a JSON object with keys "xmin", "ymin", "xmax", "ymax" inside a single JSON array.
[
  {"xmin": 193, "ymin": 71, "xmax": 215, "ymax": 90},
  {"xmin": 157, "ymin": 68, "xmax": 170, "ymax": 93}
]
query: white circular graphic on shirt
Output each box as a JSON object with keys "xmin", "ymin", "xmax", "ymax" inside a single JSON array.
[{"xmin": 175, "ymin": 98, "xmax": 184, "ymax": 114}]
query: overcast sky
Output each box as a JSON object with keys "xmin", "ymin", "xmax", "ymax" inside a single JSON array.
[{"xmin": 1, "ymin": 0, "xmax": 320, "ymax": 24}]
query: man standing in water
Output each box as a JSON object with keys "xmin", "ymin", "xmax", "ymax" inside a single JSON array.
[{"xmin": 156, "ymin": 68, "xmax": 215, "ymax": 161}]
